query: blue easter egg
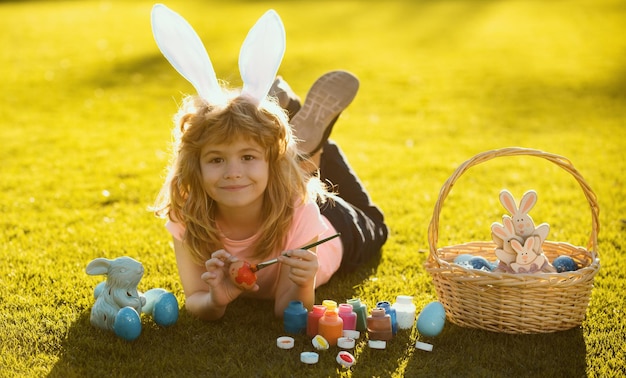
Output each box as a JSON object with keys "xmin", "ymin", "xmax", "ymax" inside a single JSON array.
[
  {"xmin": 553, "ymin": 256, "xmax": 578, "ymax": 273},
  {"xmin": 153, "ymin": 292, "xmax": 179, "ymax": 327},
  {"xmin": 114, "ymin": 307, "xmax": 142, "ymax": 341},
  {"xmin": 142, "ymin": 288, "xmax": 168, "ymax": 315},
  {"xmin": 469, "ymin": 256, "xmax": 493, "ymax": 271},
  {"xmin": 453, "ymin": 254, "xmax": 474, "ymax": 265},
  {"xmin": 416, "ymin": 301, "xmax": 446, "ymax": 337}
]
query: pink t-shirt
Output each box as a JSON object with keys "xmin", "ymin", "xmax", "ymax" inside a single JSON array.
[{"xmin": 166, "ymin": 200, "xmax": 342, "ymax": 298}]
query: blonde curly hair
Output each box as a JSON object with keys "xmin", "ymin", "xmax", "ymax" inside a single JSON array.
[{"xmin": 154, "ymin": 94, "xmax": 326, "ymax": 264}]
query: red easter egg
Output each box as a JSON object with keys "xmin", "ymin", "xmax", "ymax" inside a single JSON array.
[{"xmin": 229, "ymin": 260, "xmax": 257, "ymax": 290}]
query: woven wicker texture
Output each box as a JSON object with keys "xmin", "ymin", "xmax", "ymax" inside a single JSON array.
[{"xmin": 425, "ymin": 147, "xmax": 600, "ymax": 334}]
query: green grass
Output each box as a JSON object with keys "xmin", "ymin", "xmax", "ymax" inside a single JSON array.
[{"xmin": 1, "ymin": 0, "xmax": 625, "ymax": 376}]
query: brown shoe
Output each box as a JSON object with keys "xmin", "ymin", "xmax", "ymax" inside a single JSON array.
[
  {"xmin": 269, "ymin": 76, "xmax": 301, "ymax": 119},
  {"xmin": 291, "ymin": 71, "xmax": 359, "ymax": 156}
]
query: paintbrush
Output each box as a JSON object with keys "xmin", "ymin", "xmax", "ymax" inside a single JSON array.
[{"xmin": 250, "ymin": 233, "xmax": 341, "ymax": 272}]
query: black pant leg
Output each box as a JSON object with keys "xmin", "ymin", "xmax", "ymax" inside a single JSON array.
[{"xmin": 317, "ymin": 140, "xmax": 388, "ymax": 272}]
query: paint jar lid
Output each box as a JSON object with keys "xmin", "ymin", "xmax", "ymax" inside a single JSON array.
[
  {"xmin": 342, "ymin": 330, "xmax": 360, "ymax": 339},
  {"xmin": 312, "ymin": 334, "xmax": 329, "ymax": 350},
  {"xmin": 368, "ymin": 340, "xmax": 386, "ymax": 349},
  {"xmin": 337, "ymin": 337, "xmax": 355, "ymax": 349},
  {"xmin": 276, "ymin": 336, "xmax": 294, "ymax": 349},
  {"xmin": 336, "ymin": 351, "xmax": 355, "ymax": 368},
  {"xmin": 300, "ymin": 352, "xmax": 319, "ymax": 364},
  {"xmin": 415, "ymin": 341, "xmax": 433, "ymax": 352}
]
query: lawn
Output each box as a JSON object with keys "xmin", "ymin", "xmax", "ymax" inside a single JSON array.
[{"xmin": 1, "ymin": 0, "xmax": 624, "ymax": 377}]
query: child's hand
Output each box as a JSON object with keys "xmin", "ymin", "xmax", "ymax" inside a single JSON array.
[
  {"xmin": 278, "ymin": 249, "xmax": 319, "ymax": 287},
  {"xmin": 201, "ymin": 249, "xmax": 258, "ymax": 307}
]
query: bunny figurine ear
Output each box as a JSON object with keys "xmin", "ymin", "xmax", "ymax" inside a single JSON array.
[
  {"xmin": 151, "ymin": 4, "xmax": 225, "ymax": 104},
  {"xmin": 239, "ymin": 10, "xmax": 286, "ymax": 105}
]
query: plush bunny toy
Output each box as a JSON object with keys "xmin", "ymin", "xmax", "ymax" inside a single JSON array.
[
  {"xmin": 86, "ymin": 256, "xmax": 146, "ymax": 331},
  {"xmin": 494, "ymin": 190, "xmax": 555, "ymax": 273},
  {"xmin": 491, "ymin": 216, "xmax": 524, "ymax": 273},
  {"xmin": 499, "ymin": 189, "xmax": 550, "ymax": 243},
  {"xmin": 510, "ymin": 238, "xmax": 546, "ymax": 273}
]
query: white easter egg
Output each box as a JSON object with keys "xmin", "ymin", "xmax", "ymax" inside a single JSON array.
[{"xmin": 142, "ymin": 288, "xmax": 168, "ymax": 315}]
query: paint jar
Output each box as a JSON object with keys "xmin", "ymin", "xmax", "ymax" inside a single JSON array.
[
  {"xmin": 392, "ymin": 295, "xmax": 416, "ymax": 330},
  {"xmin": 367, "ymin": 307, "xmax": 392, "ymax": 341},
  {"xmin": 347, "ymin": 298, "xmax": 368, "ymax": 332},
  {"xmin": 322, "ymin": 299, "xmax": 338, "ymax": 313},
  {"xmin": 319, "ymin": 307, "xmax": 344, "ymax": 346},
  {"xmin": 307, "ymin": 304, "xmax": 327, "ymax": 337},
  {"xmin": 283, "ymin": 300, "xmax": 308, "ymax": 334},
  {"xmin": 376, "ymin": 301, "xmax": 397, "ymax": 335},
  {"xmin": 338, "ymin": 304, "xmax": 357, "ymax": 331}
]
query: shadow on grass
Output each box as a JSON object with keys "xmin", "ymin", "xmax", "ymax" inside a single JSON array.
[
  {"xmin": 48, "ymin": 253, "xmax": 385, "ymax": 377},
  {"xmin": 49, "ymin": 303, "xmax": 309, "ymax": 377},
  {"xmin": 404, "ymin": 325, "xmax": 587, "ymax": 377}
]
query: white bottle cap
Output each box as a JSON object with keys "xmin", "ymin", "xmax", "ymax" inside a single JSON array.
[
  {"xmin": 276, "ymin": 336, "xmax": 294, "ymax": 349},
  {"xmin": 342, "ymin": 330, "xmax": 360, "ymax": 339},
  {"xmin": 415, "ymin": 341, "xmax": 433, "ymax": 351},
  {"xmin": 368, "ymin": 340, "xmax": 386, "ymax": 349},
  {"xmin": 312, "ymin": 334, "xmax": 329, "ymax": 350},
  {"xmin": 300, "ymin": 352, "xmax": 319, "ymax": 364},
  {"xmin": 336, "ymin": 351, "xmax": 355, "ymax": 368},
  {"xmin": 337, "ymin": 337, "xmax": 355, "ymax": 349}
]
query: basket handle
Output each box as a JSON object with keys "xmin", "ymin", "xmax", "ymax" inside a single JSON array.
[{"xmin": 427, "ymin": 147, "xmax": 600, "ymax": 265}]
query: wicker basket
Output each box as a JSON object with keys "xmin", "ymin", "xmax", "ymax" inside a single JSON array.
[{"xmin": 424, "ymin": 147, "xmax": 600, "ymax": 334}]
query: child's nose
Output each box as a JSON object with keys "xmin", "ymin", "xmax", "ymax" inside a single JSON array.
[{"xmin": 224, "ymin": 162, "xmax": 243, "ymax": 179}]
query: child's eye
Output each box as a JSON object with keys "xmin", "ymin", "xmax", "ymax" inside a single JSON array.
[
  {"xmin": 242, "ymin": 155, "xmax": 255, "ymax": 161},
  {"xmin": 209, "ymin": 157, "xmax": 224, "ymax": 164}
]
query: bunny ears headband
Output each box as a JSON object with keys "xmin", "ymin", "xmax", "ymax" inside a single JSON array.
[{"xmin": 151, "ymin": 3, "xmax": 286, "ymax": 106}]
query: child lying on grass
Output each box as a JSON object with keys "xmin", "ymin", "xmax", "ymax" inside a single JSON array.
[{"xmin": 151, "ymin": 4, "xmax": 387, "ymax": 320}]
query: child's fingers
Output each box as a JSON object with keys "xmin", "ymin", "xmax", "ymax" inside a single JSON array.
[
  {"xmin": 205, "ymin": 249, "xmax": 239, "ymax": 271},
  {"xmin": 205, "ymin": 257, "xmax": 224, "ymax": 271},
  {"xmin": 210, "ymin": 249, "xmax": 234, "ymax": 262},
  {"xmin": 280, "ymin": 249, "xmax": 315, "ymax": 263},
  {"xmin": 200, "ymin": 271, "xmax": 216, "ymax": 281},
  {"xmin": 280, "ymin": 250, "xmax": 319, "ymax": 281}
]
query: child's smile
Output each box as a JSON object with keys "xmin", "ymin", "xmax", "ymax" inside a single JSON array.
[{"xmin": 200, "ymin": 138, "xmax": 269, "ymax": 212}]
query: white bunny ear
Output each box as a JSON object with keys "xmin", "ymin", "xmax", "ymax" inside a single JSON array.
[
  {"xmin": 502, "ymin": 215, "xmax": 515, "ymax": 233},
  {"xmin": 151, "ymin": 4, "xmax": 224, "ymax": 104},
  {"xmin": 510, "ymin": 239, "xmax": 524, "ymax": 253},
  {"xmin": 524, "ymin": 236, "xmax": 535, "ymax": 251},
  {"xmin": 499, "ymin": 190, "xmax": 517, "ymax": 214},
  {"xmin": 519, "ymin": 190, "xmax": 537, "ymax": 214},
  {"xmin": 239, "ymin": 10, "xmax": 285, "ymax": 106}
]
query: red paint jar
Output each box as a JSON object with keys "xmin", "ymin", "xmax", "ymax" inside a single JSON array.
[{"xmin": 306, "ymin": 304, "xmax": 327, "ymax": 337}]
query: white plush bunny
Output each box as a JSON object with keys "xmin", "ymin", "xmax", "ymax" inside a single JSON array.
[
  {"xmin": 491, "ymin": 216, "xmax": 524, "ymax": 273},
  {"xmin": 151, "ymin": 3, "xmax": 285, "ymax": 107},
  {"xmin": 500, "ymin": 189, "xmax": 552, "ymax": 254},
  {"xmin": 510, "ymin": 238, "xmax": 546, "ymax": 273},
  {"xmin": 86, "ymin": 256, "xmax": 146, "ymax": 331}
]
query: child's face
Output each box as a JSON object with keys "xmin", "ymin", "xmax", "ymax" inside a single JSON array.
[{"xmin": 200, "ymin": 137, "xmax": 269, "ymax": 214}]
